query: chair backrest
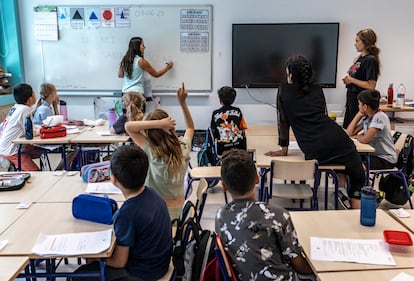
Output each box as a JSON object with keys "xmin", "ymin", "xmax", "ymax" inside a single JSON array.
[
  {"xmin": 270, "ymin": 158, "xmax": 318, "ymax": 182},
  {"xmin": 394, "ymin": 132, "xmax": 408, "ymax": 155},
  {"xmin": 195, "ymin": 178, "xmax": 209, "ymax": 220},
  {"xmin": 214, "ymin": 236, "xmax": 237, "ymax": 281}
]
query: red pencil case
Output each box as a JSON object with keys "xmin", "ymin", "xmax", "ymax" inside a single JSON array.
[{"xmin": 40, "ymin": 125, "xmax": 67, "ymax": 139}]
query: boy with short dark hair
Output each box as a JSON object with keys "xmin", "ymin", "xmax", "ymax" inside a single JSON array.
[
  {"xmin": 216, "ymin": 149, "xmax": 314, "ymax": 280},
  {"xmin": 346, "ymin": 89, "xmax": 397, "ymax": 169},
  {"xmin": 0, "ymin": 83, "xmax": 40, "ymax": 171},
  {"xmin": 210, "ymin": 86, "xmax": 247, "ymax": 155},
  {"xmin": 71, "ymin": 145, "xmax": 172, "ymax": 281}
]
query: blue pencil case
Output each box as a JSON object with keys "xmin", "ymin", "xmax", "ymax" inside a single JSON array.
[
  {"xmin": 80, "ymin": 161, "xmax": 111, "ymax": 183},
  {"xmin": 72, "ymin": 194, "xmax": 118, "ymax": 224}
]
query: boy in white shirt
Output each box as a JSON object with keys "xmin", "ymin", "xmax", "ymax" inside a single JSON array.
[{"xmin": 0, "ymin": 83, "xmax": 40, "ymax": 171}]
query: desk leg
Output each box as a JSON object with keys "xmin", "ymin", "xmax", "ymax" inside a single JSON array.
[
  {"xmin": 99, "ymin": 258, "xmax": 107, "ymax": 281},
  {"xmin": 17, "ymin": 144, "xmax": 22, "ymax": 171},
  {"xmin": 61, "ymin": 144, "xmax": 67, "ymax": 170},
  {"xmin": 77, "ymin": 144, "xmax": 82, "ymax": 170},
  {"xmin": 258, "ymin": 168, "xmax": 270, "ymax": 202},
  {"xmin": 365, "ymin": 153, "xmax": 371, "ymax": 186}
]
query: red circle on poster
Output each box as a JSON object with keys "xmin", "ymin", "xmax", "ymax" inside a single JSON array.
[{"xmin": 102, "ymin": 10, "xmax": 112, "ymax": 21}]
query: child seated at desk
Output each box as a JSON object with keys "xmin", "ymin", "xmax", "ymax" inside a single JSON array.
[
  {"xmin": 32, "ymin": 82, "xmax": 77, "ymax": 170},
  {"xmin": 33, "ymin": 83, "xmax": 60, "ymax": 125},
  {"xmin": 215, "ymin": 149, "xmax": 315, "ymax": 280},
  {"xmin": 0, "ymin": 83, "xmax": 41, "ymax": 171},
  {"xmin": 110, "ymin": 92, "xmax": 145, "ymax": 135},
  {"xmin": 210, "ymin": 86, "xmax": 247, "ymax": 156},
  {"xmin": 346, "ymin": 89, "xmax": 398, "ymax": 169},
  {"xmin": 70, "ymin": 145, "xmax": 172, "ymax": 281}
]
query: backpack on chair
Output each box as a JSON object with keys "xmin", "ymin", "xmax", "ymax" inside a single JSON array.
[
  {"xmin": 379, "ymin": 133, "xmax": 414, "ymax": 205},
  {"xmin": 172, "ymin": 200, "xmax": 216, "ymax": 281}
]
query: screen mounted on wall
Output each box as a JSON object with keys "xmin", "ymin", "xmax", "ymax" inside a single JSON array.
[{"xmin": 232, "ymin": 23, "xmax": 339, "ymax": 88}]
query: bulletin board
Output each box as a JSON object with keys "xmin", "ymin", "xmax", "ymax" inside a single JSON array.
[{"xmin": 38, "ymin": 5, "xmax": 212, "ymax": 91}]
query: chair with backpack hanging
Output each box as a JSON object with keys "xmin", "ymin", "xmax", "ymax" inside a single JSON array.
[
  {"xmin": 371, "ymin": 132, "xmax": 413, "ymax": 208},
  {"xmin": 201, "ymin": 236, "xmax": 237, "ymax": 281},
  {"xmin": 171, "ymin": 197, "xmax": 216, "ymax": 281}
]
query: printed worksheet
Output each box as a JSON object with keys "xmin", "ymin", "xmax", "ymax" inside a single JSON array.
[
  {"xmin": 86, "ymin": 182, "xmax": 121, "ymax": 194},
  {"xmin": 310, "ymin": 237, "xmax": 395, "ymax": 265},
  {"xmin": 32, "ymin": 229, "xmax": 112, "ymax": 256}
]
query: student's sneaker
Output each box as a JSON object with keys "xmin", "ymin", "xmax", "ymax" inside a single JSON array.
[{"xmin": 338, "ymin": 190, "xmax": 351, "ymax": 209}]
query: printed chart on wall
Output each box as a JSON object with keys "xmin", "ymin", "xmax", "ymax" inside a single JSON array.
[{"xmin": 37, "ymin": 5, "xmax": 212, "ymax": 91}]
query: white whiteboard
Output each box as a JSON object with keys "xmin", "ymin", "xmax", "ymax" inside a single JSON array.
[{"xmin": 41, "ymin": 5, "xmax": 212, "ymax": 91}]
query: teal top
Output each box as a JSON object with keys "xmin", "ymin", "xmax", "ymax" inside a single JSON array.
[{"xmin": 122, "ymin": 56, "xmax": 144, "ymax": 94}]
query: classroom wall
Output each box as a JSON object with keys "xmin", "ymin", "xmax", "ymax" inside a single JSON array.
[{"xmin": 18, "ymin": 0, "xmax": 414, "ymax": 129}]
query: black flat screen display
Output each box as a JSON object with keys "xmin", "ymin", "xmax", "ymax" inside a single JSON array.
[{"xmin": 232, "ymin": 23, "xmax": 340, "ymax": 88}]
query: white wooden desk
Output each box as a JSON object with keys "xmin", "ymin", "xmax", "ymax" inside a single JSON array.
[
  {"xmin": 0, "ymin": 256, "xmax": 29, "ymax": 281},
  {"xmin": 388, "ymin": 209, "xmax": 414, "ymax": 234},
  {"xmin": 245, "ymin": 125, "xmax": 278, "ymax": 136},
  {"xmin": 318, "ymin": 268, "xmax": 414, "ymax": 281},
  {"xmin": 0, "ymin": 202, "xmax": 114, "ymax": 258},
  {"xmin": 71, "ymin": 126, "xmax": 129, "ymax": 144},
  {"xmin": 38, "ymin": 172, "xmax": 125, "ymax": 203},
  {"xmin": 247, "ymin": 135, "xmax": 278, "ymax": 151},
  {"xmin": 0, "ymin": 172, "xmax": 61, "ymax": 204},
  {"xmin": 0, "ymin": 204, "xmax": 26, "ymax": 234},
  {"xmin": 13, "ymin": 135, "xmax": 74, "ymax": 171},
  {"xmin": 290, "ymin": 209, "xmax": 414, "ymax": 273}
]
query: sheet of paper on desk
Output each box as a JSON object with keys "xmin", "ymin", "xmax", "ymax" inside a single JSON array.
[
  {"xmin": 310, "ymin": 237, "xmax": 395, "ymax": 265},
  {"xmin": 86, "ymin": 182, "xmax": 122, "ymax": 194},
  {"xmin": 66, "ymin": 128, "xmax": 80, "ymax": 134},
  {"xmin": 391, "ymin": 273, "xmax": 414, "ymax": 281},
  {"xmin": 32, "ymin": 229, "xmax": 112, "ymax": 256},
  {"xmin": 96, "ymin": 131, "xmax": 116, "ymax": 136}
]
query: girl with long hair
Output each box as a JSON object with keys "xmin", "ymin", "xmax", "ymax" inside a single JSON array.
[
  {"xmin": 342, "ymin": 28, "xmax": 380, "ymax": 129},
  {"xmin": 125, "ymin": 83, "xmax": 194, "ymax": 219}
]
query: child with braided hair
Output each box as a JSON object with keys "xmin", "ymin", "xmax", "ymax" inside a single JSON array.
[{"xmin": 265, "ymin": 55, "xmax": 366, "ymax": 209}]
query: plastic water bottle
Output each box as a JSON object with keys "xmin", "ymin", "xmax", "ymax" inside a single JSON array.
[
  {"xmin": 24, "ymin": 116, "xmax": 33, "ymax": 140},
  {"xmin": 395, "ymin": 83, "xmax": 406, "ymax": 109},
  {"xmin": 387, "ymin": 83, "xmax": 394, "ymax": 105},
  {"xmin": 59, "ymin": 100, "xmax": 68, "ymax": 121},
  {"xmin": 108, "ymin": 108, "xmax": 117, "ymax": 129},
  {"xmin": 360, "ymin": 186, "xmax": 377, "ymax": 226}
]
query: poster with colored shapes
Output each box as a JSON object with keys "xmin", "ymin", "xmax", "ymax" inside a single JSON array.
[
  {"xmin": 85, "ymin": 7, "xmax": 101, "ymax": 29},
  {"xmin": 57, "ymin": 7, "xmax": 71, "ymax": 30},
  {"xmin": 101, "ymin": 8, "xmax": 115, "ymax": 28},
  {"xmin": 70, "ymin": 8, "xmax": 85, "ymax": 29},
  {"xmin": 115, "ymin": 7, "xmax": 130, "ymax": 28}
]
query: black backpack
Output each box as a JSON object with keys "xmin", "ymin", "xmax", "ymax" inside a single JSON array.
[
  {"xmin": 172, "ymin": 201, "xmax": 216, "ymax": 281},
  {"xmin": 378, "ymin": 132, "xmax": 414, "ymax": 205},
  {"xmin": 395, "ymin": 133, "xmax": 413, "ymax": 177}
]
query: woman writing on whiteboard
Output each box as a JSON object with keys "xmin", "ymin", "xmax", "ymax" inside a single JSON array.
[
  {"xmin": 342, "ymin": 28, "xmax": 380, "ymax": 129},
  {"xmin": 118, "ymin": 36, "xmax": 173, "ymax": 111}
]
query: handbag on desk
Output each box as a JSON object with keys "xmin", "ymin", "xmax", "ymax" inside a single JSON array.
[
  {"xmin": 40, "ymin": 125, "xmax": 67, "ymax": 139},
  {"xmin": 72, "ymin": 194, "xmax": 118, "ymax": 224}
]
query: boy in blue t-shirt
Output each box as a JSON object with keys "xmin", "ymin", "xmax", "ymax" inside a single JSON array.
[{"xmin": 71, "ymin": 145, "xmax": 172, "ymax": 281}]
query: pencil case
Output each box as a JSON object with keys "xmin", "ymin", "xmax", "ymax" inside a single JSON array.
[
  {"xmin": 40, "ymin": 125, "xmax": 67, "ymax": 139},
  {"xmin": 72, "ymin": 194, "xmax": 118, "ymax": 224},
  {"xmin": 80, "ymin": 161, "xmax": 111, "ymax": 183},
  {"xmin": 0, "ymin": 173, "xmax": 31, "ymax": 191}
]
